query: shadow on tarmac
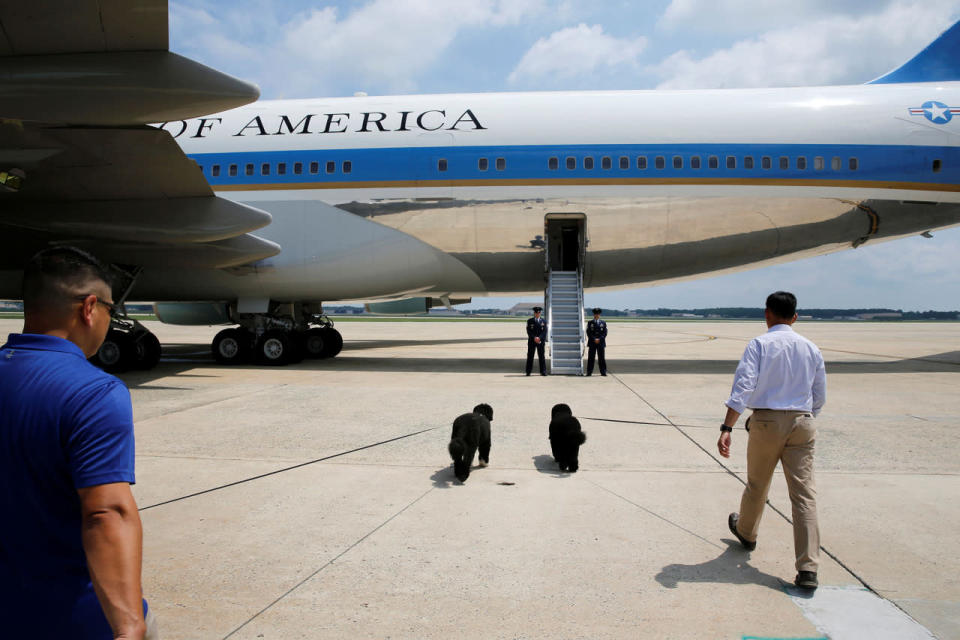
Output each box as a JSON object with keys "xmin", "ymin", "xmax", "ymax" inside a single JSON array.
[
  {"xmin": 430, "ymin": 466, "xmax": 458, "ymax": 489},
  {"xmin": 655, "ymin": 541, "xmax": 785, "ymax": 592},
  {"xmin": 115, "ymin": 342, "xmax": 960, "ymax": 388},
  {"xmin": 532, "ymin": 454, "xmax": 574, "ymax": 477}
]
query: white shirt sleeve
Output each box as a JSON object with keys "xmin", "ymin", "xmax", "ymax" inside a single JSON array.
[
  {"xmin": 726, "ymin": 339, "xmax": 760, "ymax": 414},
  {"xmin": 811, "ymin": 349, "xmax": 826, "ymax": 416}
]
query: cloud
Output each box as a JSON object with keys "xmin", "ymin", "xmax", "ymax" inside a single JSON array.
[
  {"xmin": 174, "ymin": 0, "xmax": 554, "ymax": 97},
  {"xmin": 658, "ymin": 0, "xmax": 891, "ymax": 35},
  {"xmin": 651, "ymin": 2, "xmax": 960, "ymax": 88},
  {"xmin": 507, "ymin": 24, "xmax": 647, "ymax": 86}
]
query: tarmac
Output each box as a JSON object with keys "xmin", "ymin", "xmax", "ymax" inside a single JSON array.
[{"xmin": 3, "ymin": 318, "xmax": 958, "ymax": 639}]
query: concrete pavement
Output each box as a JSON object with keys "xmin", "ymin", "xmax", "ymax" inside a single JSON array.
[{"xmin": 2, "ymin": 318, "xmax": 957, "ymax": 638}]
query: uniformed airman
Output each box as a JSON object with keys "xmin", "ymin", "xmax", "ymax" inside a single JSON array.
[
  {"xmin": 525, "ymin": 306, "xmax": 547, "ymax": 376},
  {"xmin": 586, "ymin": 307, "xmax": 607, "ymax": 376}
]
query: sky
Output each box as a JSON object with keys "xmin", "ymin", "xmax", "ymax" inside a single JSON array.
[{"xmin": 170, "ymin": 0, "xmax": 960, "ymax": 311}]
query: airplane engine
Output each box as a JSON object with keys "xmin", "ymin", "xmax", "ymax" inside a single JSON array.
[{"xmin": 154, "ymin": 302, "xmax": 231, "ymax": 325}]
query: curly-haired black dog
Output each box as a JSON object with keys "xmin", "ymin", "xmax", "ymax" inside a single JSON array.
[
  {"xmin": 549, "ymin": 403, "xmax": 586, "ymax": 472},
  {"xmin": 448, "ymin": 403, "xmax": 493, "ymax": 482}
]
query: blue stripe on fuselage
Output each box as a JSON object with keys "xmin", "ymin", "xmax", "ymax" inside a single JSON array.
[{"xmin": 187, "ymin": 143, "xmax": 960, "ymax": 187}]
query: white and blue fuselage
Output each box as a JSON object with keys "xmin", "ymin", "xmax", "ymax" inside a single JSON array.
[{"xmin": 145, "ymin": 71, "xmax": 960, "ymax": 303}]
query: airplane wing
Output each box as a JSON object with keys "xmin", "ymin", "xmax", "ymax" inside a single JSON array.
[{"xmin": 0, "ymin": 0, "xmax": 278, "ymax": 270}]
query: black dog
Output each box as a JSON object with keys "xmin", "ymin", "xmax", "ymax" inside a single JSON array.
[
  {"xmin": 448, "ymin": 403, "xmax": 493, "ymax": 482},
  {"xmin": 549, "ymin": 403, "xmax": 586, "ymax": 472}
]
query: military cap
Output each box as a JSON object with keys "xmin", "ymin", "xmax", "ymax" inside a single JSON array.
[
  {"xmin": 592, "ymin": 307, "xmax": 602, "ymax": 314},
  {"xmin": 532, "ymin": 306, "xmax": 543, "ymax": 312}
]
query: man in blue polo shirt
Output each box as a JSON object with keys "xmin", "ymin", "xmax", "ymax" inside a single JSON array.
[{"xmin": 0, "ymin": 247, "xmax": 155, "ymax": 638}]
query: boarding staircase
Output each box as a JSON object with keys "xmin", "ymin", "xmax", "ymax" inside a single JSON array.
[{"xmin": 547, "ymin": 270, "xmax": 585, "ymax": 375}]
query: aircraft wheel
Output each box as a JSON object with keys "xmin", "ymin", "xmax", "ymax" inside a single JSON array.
[
  {"xmin": 212, "ymin": 328, "xmax": 250, "ymax": 365},
  {"xmin": 91, "ymin": 330, "xmax": 134, "ymax": 373},
  {"xmin": 302, "ymin": 328, "xmax": 326, "ymax": 359},
  {"xmin": 132, "ymin": 331, "xmax": 162, "ymax": 370},
  {"xmin": 320, "ymin": 327, "xmax": 343, "ymax": 359},
  {"xmin": 256, "ymin": 330, "xmax": 292, "ymax": 366}
]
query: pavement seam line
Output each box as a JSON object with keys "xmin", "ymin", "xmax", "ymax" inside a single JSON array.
[
  {"xmin": 221, "ymin": 486, "xmax": 435, "ymax": 638},
  {"xmin": 139, "ymin": 427, "xmax": 438, "ymax": 511},
  {"xmin": 585, "ymin": 478, "xmax": 723, "ymax": 550},
  {"xmin": 608, "ymin": 373, "xmax": 882, "ymax": 597},
  {"xmin": 133, "ymin": 384, "xmax": 288, "ymax": 423}
]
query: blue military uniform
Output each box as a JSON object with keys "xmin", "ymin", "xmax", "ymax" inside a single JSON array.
[
  {"xmin": 525, "ymin": 308, "xmax": 547, "ymax": 376},
  {"xmin": 586, "ymin": 310, "xmax": 607, "ymax": 376}
]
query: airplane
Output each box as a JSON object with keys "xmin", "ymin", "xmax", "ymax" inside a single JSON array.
[{"xmin": 2, "ymin": 2, "xmax": 960, "ymax": 372}]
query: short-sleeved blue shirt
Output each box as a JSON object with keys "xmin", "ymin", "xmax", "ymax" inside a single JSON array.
[{"xmin": 0, "ymin": 333, "xmax": 137, "ymax": 636}]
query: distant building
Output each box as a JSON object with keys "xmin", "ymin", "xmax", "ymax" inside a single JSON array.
[
  {"xmin": 671, "ymin": 312, "xmax": 703, "ymax": 318},
  {"xmin": 858, "ymin": 312, "xmax": 903, "ymax": 320},
  {"xmin": 508, "ymin": 303, "xmax": 542, "ymax": 316}
]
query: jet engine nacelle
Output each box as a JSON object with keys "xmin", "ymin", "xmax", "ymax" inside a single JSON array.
[{"xmin": 154, "ymin": 302, "xmax": 231, "ymax": 325}]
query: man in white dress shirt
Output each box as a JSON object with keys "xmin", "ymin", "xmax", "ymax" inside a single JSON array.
[{"xmin": 717, "ymin": 291, "xmax": 826, "ymax": 590}]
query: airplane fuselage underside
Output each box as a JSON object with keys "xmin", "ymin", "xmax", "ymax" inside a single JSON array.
[{"xmin": 118, "ymin": 186, "xmax": 960, "ymax": 302}]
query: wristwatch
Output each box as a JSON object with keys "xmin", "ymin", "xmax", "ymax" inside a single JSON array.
[{"xmin": 720, "ymin": 424, "xmax": 733, "ymax": 432}]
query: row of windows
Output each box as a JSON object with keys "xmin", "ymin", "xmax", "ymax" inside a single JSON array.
[
  {"xmin": 201, "ymin": 160, "xmax": 353, "ymax": 178},
  {"xmin": 545, "ymin": 154, "xmax": 860, "ymax": 172},
  {"xmin": 197, "ymin": 154, "xmax": 947, "ymax": 179}
]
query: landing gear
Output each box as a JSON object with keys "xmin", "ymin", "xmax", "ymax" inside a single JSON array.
[
  {"xmin": 300, "ymin": 326, "xmax": 342, "ymax": 359},
  {"xmin": 91, "ymin": 320, "xmax": 161, "ymax": 373},
  {"xmin": 209, "ymin": 304, "xmax": 343, "ymax": 366},
  {"xmin": 256, "ymin": 330, "xmax": 294, "ymax": 365},
  {"xmin": 88, "ymin": 264, "xmax": 163, "ymax": 374},
  {"xmin": 212, "ymin": 328, "xmax": 251, "ymax": 365}
]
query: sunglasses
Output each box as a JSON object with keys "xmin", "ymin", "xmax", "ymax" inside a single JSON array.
[{"xmin": 74, "ymin": 294, "xmax": 120, "ymax": 318}]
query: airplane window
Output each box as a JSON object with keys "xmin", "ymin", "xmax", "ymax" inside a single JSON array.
[
  {"xmin": 584, "ymin": 157, "xmax": 594, "ymax": 170},
  {"xmin": 672, "ymin": 156, "xmax": 682, "ymax": 169},
  {"xmin": 933, "ymin": 159, "xmax": 942, "ymax": 173},
  {"xmin": 831, "ymin": 156, "xmax": 841, "ymax": 171},
  {"xmin": 637, "ymin": 156, "xmax": 647, "ymax": 170},
  {"xmin": 761, "ymin": 156, "xmax": 771, "ymax": 170},
  {"xmin": 326, "ymin": 161, "xmax": 336, "ymax": 174},
  {"xmin": 601, "ymin": 156, "xmax": 612, "ymax": 170},
  {"xmin": 496, "ymin": 158, "xmax": 506, "ymax": 171},
  {"xmin": 294, "ymin": 162, "xmax": 303, "ymax": 175},
  {"xmin": 813, "ymin": 156, "xmax": 824, "ymax": 170},
  {"xmin": 342, "ymin": 161, "xmax": 352, "ymax": 174},
  {"xmin": 479, "ymin": 158, "xmax": 489, "ymax": 171},
  {"xmin": 726, "ymin": 156, "xmax": 736, "ymax": 169},
  {"xmin": 549, "ymin": 157, "xmax": 559, "ymax": 170},
  {"xmin": 310, "ymin": 161, "xmax": 319, "ymax": 174},
  {"xmin": 779, "ymin": 156, "xmax": 789, "ymax": 170},
  {"xmin": 196, "ymin": 164, "xmax": 203, "ymax": 173},
  {"xmin": 691, "ymin": 156, "xmax": 701, "ymax": 169},
  {"xmin": 229, "ymin": 164, "xmax": 238, "ymax": 177},
  {"xmin": 438, "ymin": 159, "xmax": 448, "ymax": 172},
  {"xmin": 245, "ymin": 164, "xmax": 254, "ymax": 176},
  {"xmin": 619, "ymin": 156, "xmax": 629, "ymax": 169},
  {"xmin": 849, "ymin": 158, "xmax": 858, "ymax": 171},
  {"xmin": 654, "ymin": 156, "xmax": 665, "ymax": 169},
  {"xmin": 211, "ymin": 165, "xmax": 221, "ymax": 177},
  {"xmin": 744, "ymin": 156, "xmax": 754, "ymax": 169},
  {"xmin": 796, "ymin": 157, "xmax": 806, "ymax": 170},
  {"xmin": 567, "ymin": 157, "xmax": 577, "ymax": 170},
  {"xmin": 708, "ymin": 156, "xmax": 719, "ymax": 169},
  {"xmin": 261, "ymin": 163, "xmax": 270, "ymax": 176},
  {"xmin": 277, "ymin": 163, "xmax": 286, "ymax": 176}
]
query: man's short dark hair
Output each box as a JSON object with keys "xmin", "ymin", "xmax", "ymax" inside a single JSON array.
[
  {"xmin": 766, "ymin": 291, "xmax": 797, "ymax": 319},
  {"xmin": 22, "ymin": 247, "xmax": 113, "ymax": 314}
]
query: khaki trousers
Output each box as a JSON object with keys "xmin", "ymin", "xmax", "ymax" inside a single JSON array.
[{"xmin": 737, "ymin": 409, "xmax": 820, "ymax": 572}]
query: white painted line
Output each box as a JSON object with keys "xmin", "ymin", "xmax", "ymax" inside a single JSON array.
[{"xmin": 789, "ymin": 586, "xmax": 936, "ymax": 640}]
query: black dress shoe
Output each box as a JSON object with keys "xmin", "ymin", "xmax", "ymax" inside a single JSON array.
[
  {"xmin": 795, "ymin": 571, "xmax": 818, "ymax": 589},
  {"xmin": 728, "ymin": 513, "xmax": 756, "ymax": 551}
]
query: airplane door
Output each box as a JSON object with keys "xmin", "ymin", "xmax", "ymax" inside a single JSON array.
[{"xmin": 544, "ymin": 214, "xmax": 586, "ymax": 273}]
